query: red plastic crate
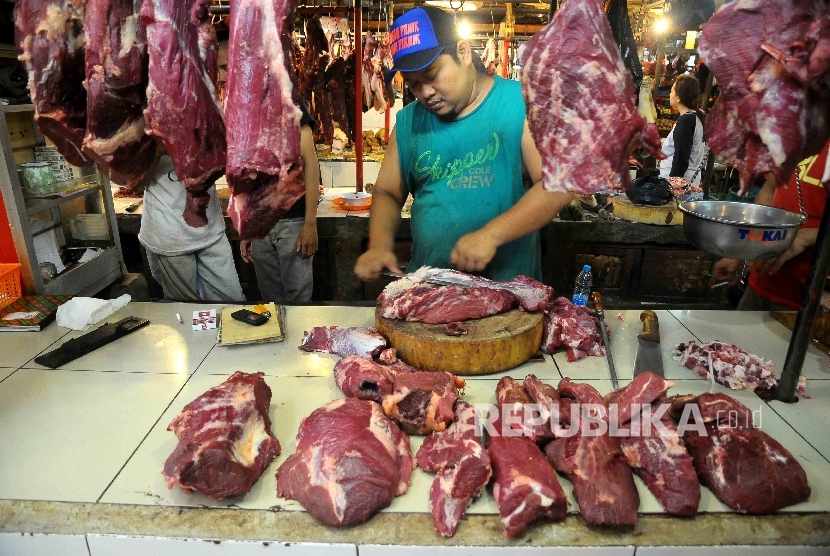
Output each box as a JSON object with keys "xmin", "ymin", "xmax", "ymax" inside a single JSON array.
[{"xmin": 0, "ymin": 263, "xmax": 22, "ymax": 310}]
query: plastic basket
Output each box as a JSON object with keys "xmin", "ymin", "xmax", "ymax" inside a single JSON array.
[{"xmin": 0, "ymin": 263, "xmax": 23, "ymax": 311}]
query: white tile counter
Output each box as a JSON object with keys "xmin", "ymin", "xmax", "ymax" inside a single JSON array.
[{"xmin": 0, "ymin": 302, "xmax": 828, "ymax": 555}]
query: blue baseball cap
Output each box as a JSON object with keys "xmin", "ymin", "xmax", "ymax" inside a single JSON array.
[{"xmin": 385, "ymin": 6, "xmax": 460, "ymax": 84}]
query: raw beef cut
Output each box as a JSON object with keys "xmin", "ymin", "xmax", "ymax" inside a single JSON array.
[
  {"xmin": 15, "ymin": 0, "xmax": 93, "ymax": 168},
  {"xmin": 141, "ymin": 0, "xmax": 226, "ymax": 227},
  {"xmin": 225, "ymin": 0, "xmax": 305, "ymax": 239},
  {"xmin": 605, "ymin": 373, "xmax": 700, "ymax": 517},
  {"xmin": 382, "ymin": 371, "xmax": 465, "ymax": 435},
  {"xmin": 672, "ymin": 340, "xmax": 777, "ymax": 392},
  {"xmin": 298, "ymin": 326, "xmax": 387, "ymax": 358},
  {"xmin": 488, "ymin": 435, "xmax": 568, "ymax": 538},
  {"xmin": 378, "ymin": 267, "xmax": 553, "ymax": 324},
  {"xmin": 333, "ymin": 355, "xmax": 398, "ymax": 402},
  {"xmin": 277, "ymin": 398, "xmax": 413, "ymax": 526},
  {"xmin": 671, "ymin": 393, "xmax": 810, "ymax": 513},
  {"xmin": 163, "ymin": 372, "xmax": 281, "ymax": 500},
  {"xmin": 520, "ymin": 0, "xmax": 663, "ymax": 194},
  {"xmin": 542, "ymin": 297, "xmax": 604, "ymax": 362},
  {"xmin": 699, "ymin": 0, "xmax": 830, "ymax": 194},
  {"xmin": 83, "ymin": 0, "xmax": 156, "ymax": 189},
  {"xmin": 523, "ymin": 373, "xmax": 564, "ymax": 440},
  {"xmin": 416, "ymin": 402, "xmax": 491, "ymax": 537},
  {"xmin": 303, "ymin": 17, "xmax": 332, "ymax": 144},
  {"xmin": 546, "ymin": 378, "xmax": 640, "ymax": 526},
  {"xmin": 494, "ymin": 375, "xmax": 554, "ymax": 442}
]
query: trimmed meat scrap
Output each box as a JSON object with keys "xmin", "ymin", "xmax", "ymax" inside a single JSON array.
[
  {"xmin": 382, "ymin": 371, "xmax": 466, "ymax": 435},
  {"xmin": 333, "ymin": 355, "xmax": 397, "ymax": 402},
  {"xmin": 225, "ymin": 0, "xmax": 306, "ymax": 239},
  {"xmin": 15, "ymin": 0, "xmax": 93, "ymax": 168},
  {"xmin": 162, "ymin": 372, "xmax": 281, "ymax": 500},
  {"xmin": 672, "ymin": 340, "xmax": 777, "ymax": 391},
  {"xmin": 141, "ymin": 0, "xmax": 226, "ymax": 227},
  {"xmin": 542, "ymin": 297, "xmax": 604, "ymax": 361},
  {"xmin": 277, "ymin": 398, "xmax": 413, "ymax": 527},
  {"xmin": 520, "ymin": 0, "xmax": 663, "ymax": 194},
  {"xmin": 298, "ymin": 326, "xmax": 387, "ymax": 359}
]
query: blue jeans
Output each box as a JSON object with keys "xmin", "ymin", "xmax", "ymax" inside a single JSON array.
[{"xmin": 251, "ymin": 218, "xmax": 313, "ymax": 303}]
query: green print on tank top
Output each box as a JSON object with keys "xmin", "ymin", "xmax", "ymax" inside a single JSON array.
[{"xmin": 414, "ymin": 132, "xmax": 500, "ymax": 188}]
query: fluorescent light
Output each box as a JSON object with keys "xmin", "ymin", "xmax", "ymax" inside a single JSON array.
[{"xmin": 457, "ymin": 22, "xmax": 472, "ymax": 39}]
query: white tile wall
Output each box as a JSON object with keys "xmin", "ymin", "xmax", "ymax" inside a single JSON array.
[
  {"xmin": 359, "ymin": 546, "xmax": 635, "ymax": 556},
  {"xmin": 321, "ymin": 160, "xmax": 381, "ymax": 188},
  {"xmin": 87, "ymin": 535, "xmax": 356, "ymax": 556},
  {"xmin": 635, "ymin": 547, "xmax": 830, "ymax": 556},
  {"xmin": 0, "ymin": 533, "xmax": 89, "ymax": 556}
]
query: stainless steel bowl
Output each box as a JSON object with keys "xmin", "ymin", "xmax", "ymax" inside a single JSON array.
[{"xmin": 677, "ymin": 201, "xmax": 806, "ymax": 260}]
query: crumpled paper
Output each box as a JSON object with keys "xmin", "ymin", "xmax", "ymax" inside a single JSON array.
[{"xmin": 56, "ymin": 294, "xmax": 131, "ymax": 331}]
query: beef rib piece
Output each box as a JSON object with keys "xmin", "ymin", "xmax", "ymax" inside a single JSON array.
[
  {"xmin": 15, "ymin": 0, "xmax": 93, "ymax": 168},
  {"xmin": 83, "ymin": 0, "xmax": 156, "ymax": 189},
  {"xmin": 382, "ymin": 371, "xmax": 465, "ymax": 435},
  {"xmin": 546, "ymin": 378, "xmax": 640, "ymax": 526},
  {"xmin": 277, "ymin": 398, "xmax": 413, "ymax": 526},
  {"xmin": 298, "ymin": 326, "xmax": 387, "ymax": 359},
  {"xmin": 333, "ymin": 355, "xmax": 398, "ymax": 402},
  {"xmin": 699, "ymin": 0, "xmax": 830, "ymax": 194},
  {"xmin": 520, "ymin": 0, "xmax": 663, "ymax": 194},
  {"xmin": 416, "ymin": 402, "xmax": 491, "ymax": 537},
  {"xmin": 489, "ymin": 434, "xmax": 567, "ymax": 538},
  {"xmin": 141, "ymin": 0, "xmax": 226, "ymax": 227},
  {"xmin": 672, "ymin": 393, "xmax": 811, "ymax": 513},
  {"xmin": 604, "ymin": 373, "xmax": 700, "ymax": 517},
  {"xmin": 225, "ymin": 0, "xmax": 306, "ymax": 239},
  {"xmin": 162, "ymin": 372, "xmax": 281, "ymax": 500}
]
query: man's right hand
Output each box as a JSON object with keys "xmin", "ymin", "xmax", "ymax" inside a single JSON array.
[
  {"xmin": 240, "ymin": 239, "xmax": 253, "ymax": 264},
  {"xmin": 354, "ymin": 248, "xmax": 402, "ymax": 281},
  {"xmin": 712, "ymin": 258, "xmax": 741, "ymax": 284}
]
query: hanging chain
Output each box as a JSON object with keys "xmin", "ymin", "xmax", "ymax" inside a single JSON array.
[{"xmin": 795, "ymin": 171, "xmax": 807, "ymax": 217}]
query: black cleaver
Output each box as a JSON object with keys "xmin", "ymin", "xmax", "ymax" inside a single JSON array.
[{"xmin": 633, "ymin": 310, "xmax": 664, "ymax": 378}]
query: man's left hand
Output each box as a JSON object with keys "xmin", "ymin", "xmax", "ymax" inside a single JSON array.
[
  {"xmin": 753, "ymin": 228, "xmax": 818, "ymax": 276},
  {"xmin": 450, "ymin": 230, "xmax": 498, "ymax": 273},
  {"xmin": 297, "ymin": 222, "xmax": 318, "ymax": 259}
]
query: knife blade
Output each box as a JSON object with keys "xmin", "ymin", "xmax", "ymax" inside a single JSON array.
[
  {"xmin": 633, "ymin": 310, "xmax": 664, "ymax": 378},
  {"xmin": 378, "ymin": 269, "xmax": 469, "ymax": 288},
  {"xmin": 591, "ymin": 292, "xmax": 619, "ymax": 390}
]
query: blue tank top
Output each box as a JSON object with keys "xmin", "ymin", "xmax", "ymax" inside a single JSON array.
[{"xmin": 395, "ymin": 76, "xmax": 541, "ymax": 281}]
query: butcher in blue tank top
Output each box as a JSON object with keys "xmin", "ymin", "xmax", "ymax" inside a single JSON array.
[{"xmin": 354, "ymin": 6, "xmax": 574, "ymax": 283}]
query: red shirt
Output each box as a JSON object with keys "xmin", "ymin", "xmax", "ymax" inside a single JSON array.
[{"xmin": 749, "ymin": 144, "xmax": 828, "ymax": 309}]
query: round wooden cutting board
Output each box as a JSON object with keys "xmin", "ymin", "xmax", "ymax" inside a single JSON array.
[
  {"xmin": 614, "ymin": 197, "xmax": 684, "ymax": 226},
  {"xmin": 375, "ymin": 307, "xmax": 544, "ymax": 375}
]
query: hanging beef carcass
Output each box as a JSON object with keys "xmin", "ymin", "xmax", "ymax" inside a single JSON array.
[
  {"xmin": 362, "ymin": 31, "xmax": 378, "ymax": 111},
  {"xmin": 325, "ymin": 56, "xmax": 352, "ymax": 146},
  {"xmin": 141, "ymin": 0, "xmax": 226, "ymax": 227},
  {"xmin": 15, "ymin": 0, "xmax": 93, "ymax": 168},
  {"xmin": 520, "ymin": 0, "xmax": 663, "ymax": 194},
  {"xmin": 304, "ymin": 17, "xmax": 333, "ymax": 146},
  {"xmin": 163, "ymin": 372, "xmax": 281, "ymax": 500},
  {"xmin": 277, "ymin": 398, "xmax": 414, "ymax": 526},
  {"xmin": 699, "ymin": 0, "xmax": 830, "ymax": 194},
  {"xmin": 225, "ymin": 0, "xmax": 306, "ymax": 239},
  {"xmin": 83, "ymin": 0, "xmax": 156, "ymax": 189}
]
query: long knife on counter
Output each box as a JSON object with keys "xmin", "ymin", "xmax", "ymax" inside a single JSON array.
[
  {"xmin": 591, "ymin": 292, "xmax": 619, "ymax": 390},
  {"xmin": 633, "ymin": 310, "xmax": 664, "ymax": 378}
]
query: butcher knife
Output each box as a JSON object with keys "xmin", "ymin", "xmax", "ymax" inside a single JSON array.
[
  {"xmin": 591, "ymin": 292, "xmax": 619, "ymax": 390},
  {"xmin": 633, "ymin": 310, "xmax": 664, "ymax": 378},
  {"xmin": 379, "ymin": 269, "xmax": 471, "ymax": 287}
]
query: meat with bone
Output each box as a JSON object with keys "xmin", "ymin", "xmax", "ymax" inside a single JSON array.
[
  {"xmin": 162, "ymin": 372, "xmax": 281, "ymax": 500},
  {"xmin": 382, "ymin": 371, "xmax": 466, "ymax": 435},
  {"xmin": 362, "ymin": 31, "xmax": 377, "ymax": 111},
  {"xmin": 141, "ymin": 0, "xmax": 226, "ymax": 228},
  {"xmin": 494, "ymin": 376, "xmax": 555, "ymax": 442},
  {"xmin": 542, "ymin": 297, "xmax": 605, "ymax": 362},
  {"xmin": 546, "ymin": 378, "xmax": 640, "ymax": 526},
  {"xmin": 604, "ymin": 372, "xmax": 700, "ymax": 517},
  {"xmin": 520, "ymin": 0, "xmax": 663, "ymax": 194},
  {"xmin": 333, "ymin": 355, "xmax": 399, "ymax": 402},
  {"xmin": 299, "ymin": 326, "xmax": 387, "ymax": 358},
  {"xmin": 304, "ymin": 17, "xmax": 333, "ymax": 145},
  {"xmin": 671, "ymin": 393, "xmax": 811, "ymax": 513},
  {"xmin": 672, "ymin": 340, "xmax": 777, "ymax": 392},
  {"xmin": 488, "ymin": 434, "xmax": 568, "ymax": 538},
  {"xmin": 83, "ymin": 0, "xmax": 156, "ymax": 189},
  {"xmin": 15, "ymin": 0, "xmax": 93, "ymax": 168},
  {"xmin": 378, "ymin": 267, "xmax": 553, "ymax": 324},
  {"xmin": 277, "ymin": 398, "xmax": 413, "ymax": 526},
  {"xmin": 699, "ymin": 0, "xmax": 830, "ymax": 194},
  {"xmin": 224, "ymin": 0, "xmax": 305, "ymax": 240},
  {"xmin": 416, "ymin": 402, "xmax": 491, "ymax": 537}
]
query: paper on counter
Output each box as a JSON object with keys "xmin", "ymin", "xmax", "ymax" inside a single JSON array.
[
  {"xmin": 56, "ymin": 294, "xmax": 131, "ymax": 330},
  {"xmin": 192, "ymin": 309, "xmax": 217, "ymax": 331}
]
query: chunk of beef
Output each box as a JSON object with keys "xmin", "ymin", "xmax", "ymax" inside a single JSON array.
[
  {"xmin": 163, "ymin": 372, "xmax": 281, "ymax": 500},
  {"xmin": 298, "ymin": 326, "xmax": 387, "ymax": 359},
  {"xmin": 542, "ymin": 297, "xmax": 604, "ymax": 362},
  {"xmin": 333, "ymin": 355, "xmax": 397, "ymax": 402},
  {"xmin": 382, "ymin": 371, "xmax": 465, "ymax": 435}
]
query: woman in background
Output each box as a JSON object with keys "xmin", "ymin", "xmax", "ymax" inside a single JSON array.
[{"xmin": 659, "ymin": 74, "xmax": 706, "ymax": 187}]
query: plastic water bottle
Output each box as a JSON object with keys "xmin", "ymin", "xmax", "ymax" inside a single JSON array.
[{"xmin": 571, "ymin": 264, "xmax": 593, "ymax": 307}]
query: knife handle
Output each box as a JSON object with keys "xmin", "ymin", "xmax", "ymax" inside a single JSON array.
[
  {"xmin": 591, "ymin": 292, "xmax": 603, "ymax": 312},
  {"xmin": 639, "ymin": 310, "xmax": 660, "ymax": 342}
]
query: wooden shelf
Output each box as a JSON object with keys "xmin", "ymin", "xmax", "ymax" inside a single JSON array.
[{"xmin": 24, "ymin": 181, "xmax": 101, "ymax": 216}]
